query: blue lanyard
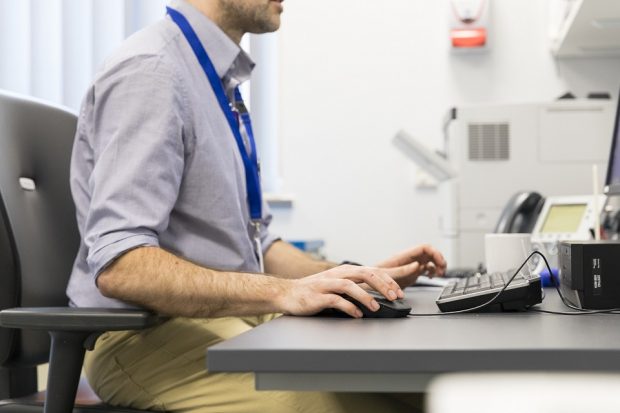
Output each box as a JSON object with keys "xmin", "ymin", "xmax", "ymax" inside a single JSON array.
[{"xmin": 167, "ymin": 7, "xmax": 262, "ymax": 222}]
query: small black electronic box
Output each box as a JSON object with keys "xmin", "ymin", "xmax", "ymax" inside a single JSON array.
[{"xmin": 558, "ymin": 241, "xmax": 620, "ymax": 309}]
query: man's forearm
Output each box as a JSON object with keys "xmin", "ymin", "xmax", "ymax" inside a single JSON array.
[
  {"xmin": 97, "ymin": 246, "xmax": 290, "ymax": 318},
  {"xmin": 264, "ymin": 240, "xmax": 336, "ymax": 279}
]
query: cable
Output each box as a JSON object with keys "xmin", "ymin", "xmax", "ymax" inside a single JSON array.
[
  {"xmin": 407, "ymin": 250, "xmax": 620, "ymax": 317},
  {"xmin": 527, "ymin": 308, "xmax": 617, "ymax": 316},
  {"xmin": 408, "ymin": 251, "xmax": 539, "ymax": 316},
  {"xmin": 526, "ymin": 251, "xmax": 620, "ymax": 315}
]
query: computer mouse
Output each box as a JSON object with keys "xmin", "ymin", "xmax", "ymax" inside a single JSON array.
[{"xmin": 317, "ymin": 291, "xmax": 412, "ymax": 318}]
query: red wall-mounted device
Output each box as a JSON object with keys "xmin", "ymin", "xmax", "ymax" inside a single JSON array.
[{"xmin": 450, "ymin": 0, "xmax": 490, "ymax": 51}]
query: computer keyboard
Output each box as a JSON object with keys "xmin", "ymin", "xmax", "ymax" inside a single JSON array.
[{"xmin": 436, "ymin": 269, "xmax": 542, "ymax": 312}]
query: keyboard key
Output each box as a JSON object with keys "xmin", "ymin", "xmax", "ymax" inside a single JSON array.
[
  {"xmin": 467, "ymin": 276, "xmax": 480, "ymax": 287},
  {"xmin": 490, "ymin": 273, "xmax": 505, "ymax": 288},
  {"xmin": 455, "ymin": 279, "xmax": 467, "ymax": 289}
]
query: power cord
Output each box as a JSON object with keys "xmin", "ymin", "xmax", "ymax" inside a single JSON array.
[
  {"xmin": 527, "ymin": 251, "xmax": 620, "ymax": 315},
  {"xmin": 407, "ymin": 251, "xmax": 539, "ymax": 316},
  {"xmin": 407, "ymin": 250, "xmax": 620, "ymax": 317}
]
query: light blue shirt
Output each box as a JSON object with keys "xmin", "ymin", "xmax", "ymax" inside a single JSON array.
[{"xmin": 67, "ymin": 0, "xmax": 278, "ymax": 308}]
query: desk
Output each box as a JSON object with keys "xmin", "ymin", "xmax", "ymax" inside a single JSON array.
[{"xmin": 208, "ymin": 287, "xmax": 620, "ymax": 392}]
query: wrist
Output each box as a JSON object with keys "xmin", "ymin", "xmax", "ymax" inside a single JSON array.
[{"xmin": 270, "ymin": 277, "xmax": 295, "ymax": 314}]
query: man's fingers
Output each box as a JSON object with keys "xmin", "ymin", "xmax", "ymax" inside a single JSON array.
[
  {"xmin": 419, "ymin": 246, "xmax": 447, "ymax": 275},
  {"xmin": 363, "ymin": 268, "xmax": 404, "ymax": 299},
  {"xmin": 405, "ymin": 247, "xmax": 446, "ymax": 277},
  {"xmin": 322, "ymin": 294, "xmax": 364, "ymax": 318},
  {"xmin": 317, "ymin": 278, "xmax": 379, "ymax": 314},
  {"xmin": 337, "ymin": 280, "xmax": 383, "ymax": 313},
  {"xmin": 425, "ymin": 262, "xmax": 438, "ymax": 276},
  {"xmin": 376, "ymin": 244, "xmax": 447, "ymax": 275},
  {"xmin": 335, "ymin": 266, "xmax": 403, "ymax": 301},
  {"xmin": 389, "ymin": 261, "xmax": 421, "ymax": 278}
]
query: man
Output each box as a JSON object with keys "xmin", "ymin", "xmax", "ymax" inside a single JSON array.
[{"xmin": 67, "ymin": 0, "xmax": 447, "ymax": 412}]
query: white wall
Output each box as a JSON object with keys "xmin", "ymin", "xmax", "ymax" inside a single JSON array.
[{"xmin": 269, "ymin": 0, "xmax": 620, "ymax": 265}]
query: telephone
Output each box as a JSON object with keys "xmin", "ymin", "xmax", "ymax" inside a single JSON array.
[
  {"xmin": 494, "ymin": 191, "xmax": 545, "ymax": 234},
  {"xmin": 531, "ymin": 194, "xmax": 605, "ymax": 256},
  {"xmin": 443, "ymin": 191, "xmax": 545, "ymax": 278},
  {"xmin": 444, "ymin": 192, "xmax": 603, "ymax": 278}
]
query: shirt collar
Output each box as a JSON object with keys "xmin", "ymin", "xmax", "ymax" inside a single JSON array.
[{"xmin": 168, "ymin": 0, "xmax": 254, "ymax": 82}]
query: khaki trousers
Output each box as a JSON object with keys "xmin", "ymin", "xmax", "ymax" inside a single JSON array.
[{"xmin": 84, "ymin": 315, "xmax": 424, "ymax": 413}]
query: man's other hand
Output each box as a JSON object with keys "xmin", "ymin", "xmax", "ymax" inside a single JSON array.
[{"xmin": 375, "ymin": 244, "xmax": 447, "ymax": 289}]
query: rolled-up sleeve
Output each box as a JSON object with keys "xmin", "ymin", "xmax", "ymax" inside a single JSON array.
[{"xmin": 79, "ymin": 56, "xmax": 187, "ymax": 278}]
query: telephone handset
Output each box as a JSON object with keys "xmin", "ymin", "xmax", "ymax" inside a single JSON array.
[
  {"xmin": 494, "ymin": 191, "xmax": 545, "ymax": 234},
  {"xmin": 444, "ymin": 191, "xmax": 544, "ymax": 278}
]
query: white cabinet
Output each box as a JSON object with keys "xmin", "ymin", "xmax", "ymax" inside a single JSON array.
[{"xmin": 550, "ymin": 0, "xmax": 620, "ymax": 58}]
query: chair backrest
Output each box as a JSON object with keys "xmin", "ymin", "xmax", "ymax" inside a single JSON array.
[{"xmin": 0, "ymin": 91, "xmax": 79, "ymax": 367}]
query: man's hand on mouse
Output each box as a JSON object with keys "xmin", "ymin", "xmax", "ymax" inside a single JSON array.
[
  {"xmin": 375, "ymin": 244, "xmax": 447, "ymax": 289},
  {"xmin": 278, "ymin": 265, "xmax": 404, "ymax": 318}
]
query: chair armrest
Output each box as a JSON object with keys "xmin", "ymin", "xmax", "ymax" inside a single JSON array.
[
  {"xmin": 0, "ymin": 307, "xmax": 164, "ymax": 413},
  {"xmin": 0, "ymin": 307, "xmax": 163, "ymax": 331}
]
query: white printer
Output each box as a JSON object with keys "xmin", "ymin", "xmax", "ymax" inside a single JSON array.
[{"xmin": 439, "ymin": 100, "xmax": 616, "ymax": 267}]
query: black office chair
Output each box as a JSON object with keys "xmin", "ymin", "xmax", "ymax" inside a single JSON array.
[{"xmin": 0, "ymin": 91, "xmax": 160, "ymax": 413}]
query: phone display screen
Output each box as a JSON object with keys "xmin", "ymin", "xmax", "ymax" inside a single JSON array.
[{"xmin": 540, "ymin": 204, "xmax": 587, "ymax": 233}]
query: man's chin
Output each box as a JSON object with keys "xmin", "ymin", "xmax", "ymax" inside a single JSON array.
[{"xmin": 250, "ymin": 18, "xmax": 281, "ymax": 34}]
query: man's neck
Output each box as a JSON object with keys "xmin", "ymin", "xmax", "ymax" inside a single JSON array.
[{"xmin": 185, "ymin": 0, "xmax": 244, "ymax": 44}]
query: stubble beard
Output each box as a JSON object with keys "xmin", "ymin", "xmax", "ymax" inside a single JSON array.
[{"xmin": 218, "ymin": 0, "xmax": 281, "ymax": 35}]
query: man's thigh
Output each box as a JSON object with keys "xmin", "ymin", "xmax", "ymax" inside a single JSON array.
[{"xmin": 84, "ymin": 317, "xmax": 422, "ymax": 413}]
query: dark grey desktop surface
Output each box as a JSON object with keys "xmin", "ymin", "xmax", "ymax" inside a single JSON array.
[{"xmin": 207, "ymin": 287, "xmax": 620, "ymax": 392}]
